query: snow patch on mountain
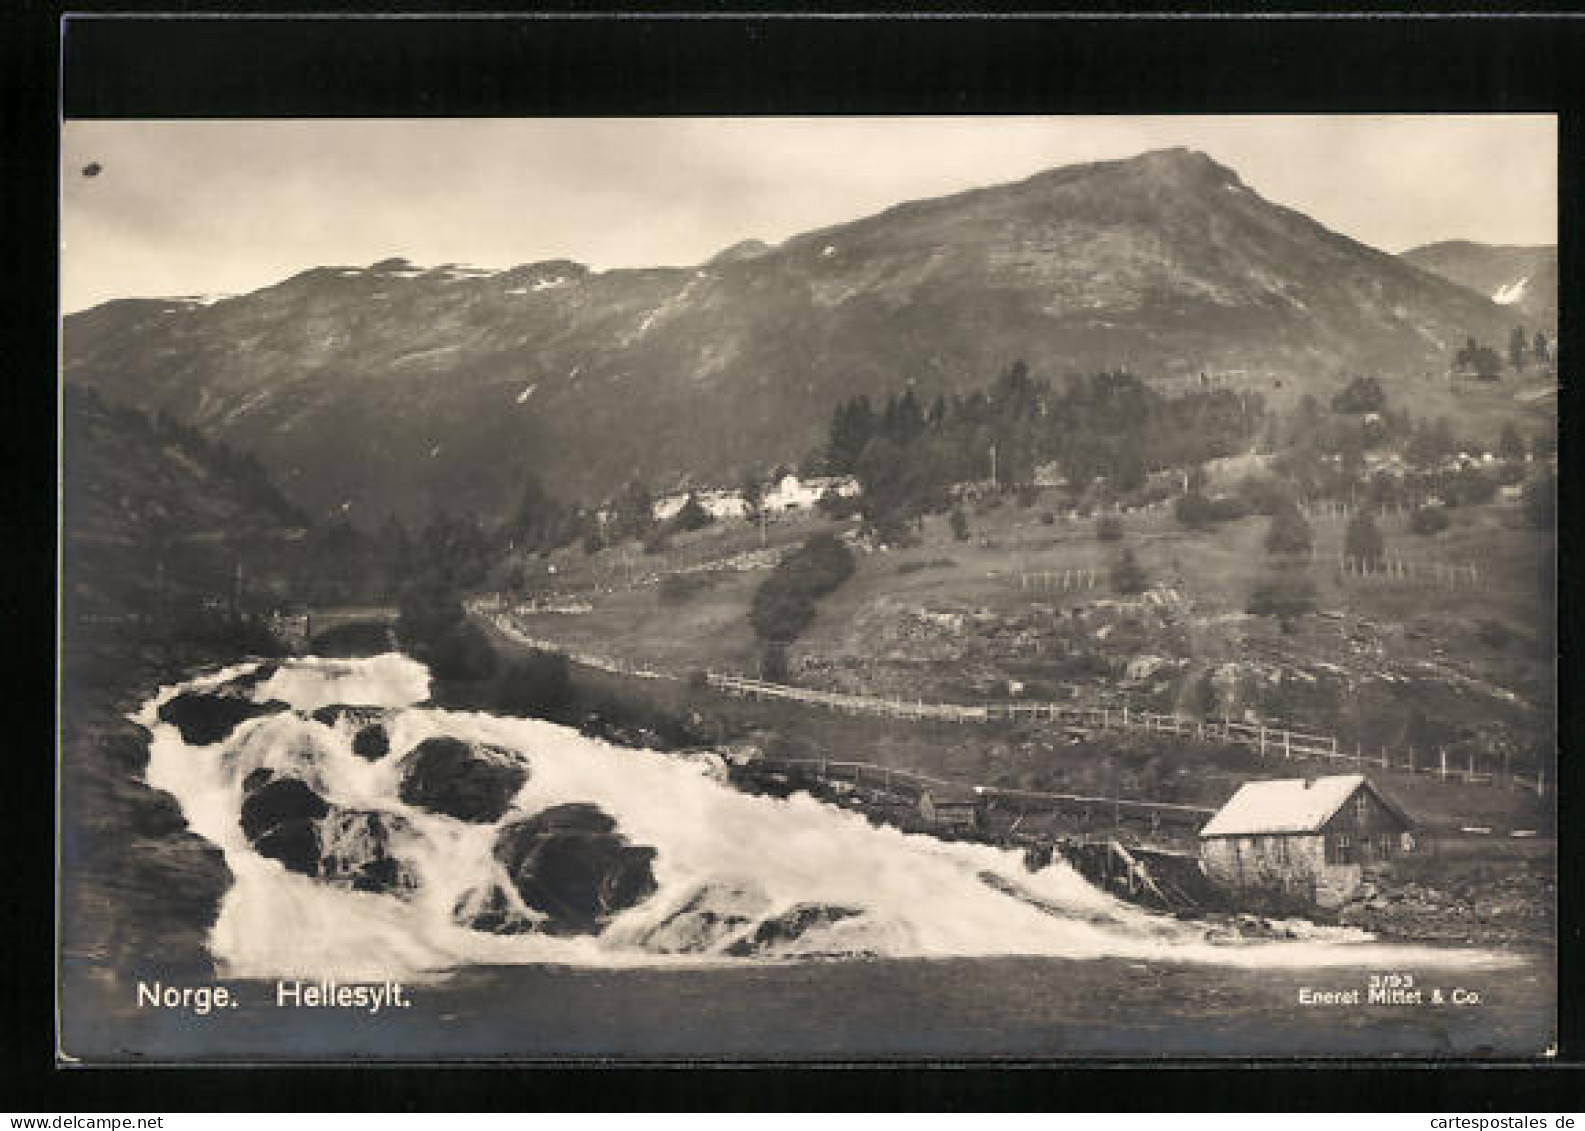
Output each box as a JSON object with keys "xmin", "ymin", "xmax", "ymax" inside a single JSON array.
[{"xmin": 1492, "ymin": 276, "xmax": 1530, "ymax": 305}]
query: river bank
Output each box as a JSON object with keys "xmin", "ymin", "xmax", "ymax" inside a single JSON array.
[
  {"xmin": 469, "ymin": 617, "xmax": 1557, "ymax": 950},
  {"xmin": 64, "ymin": 952, "xmax": 1554, "ymax": 1062}
]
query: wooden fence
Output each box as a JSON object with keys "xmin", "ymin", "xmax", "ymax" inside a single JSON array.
[
  {"xmin": 483, "ymin": 613, "xmax": 1546, "ymax": 799},
  {"xmin": 1011, "ymin": 568, "xmax": 1099, "ymax": 595},
  {"xmin": 709, "ymin": 674, "xmax": 1546, "ymax": 796},
  {"xmin": 1336, "ymin": 556, "xmax": 1480, "ymax": 588},
  {"xmin": 745, "ymin": 756, "xmax": 1215, "ymax": 834}
]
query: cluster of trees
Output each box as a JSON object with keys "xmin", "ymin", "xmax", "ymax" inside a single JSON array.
[
  {"xmin": 823, "ymin": 363, "xmax": 1264, "ymax": 538},
  {"xmin": 749, "ymin": 532, "xmax": 856, "ymax": 676}
]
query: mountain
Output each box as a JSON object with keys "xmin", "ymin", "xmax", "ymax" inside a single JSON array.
[
  {"xmin": 63, "ymin": 147, "xmax": 1513, "ymax": 526},
  {"xmin": 62, "ymin": 382, "xmax": 307, "ymax": 620},
  {"xmin": 1400, "ymin": 240, "xmax": 1557, "ymax": 328}
]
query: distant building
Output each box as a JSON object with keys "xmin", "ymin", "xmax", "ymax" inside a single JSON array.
[
  {"xmin": 761, "ymin": 474, "xmax": 861, "ymax": 513},
  {"xmin": 1198, "ymin": 774, "xmax": 1414, "ymax": 908},
  {"xmin": 918, "ymin": 784, "xmax": 983, "ymax": 836}
]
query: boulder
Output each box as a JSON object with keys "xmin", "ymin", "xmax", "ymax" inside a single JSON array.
[
  {"xmin": 158, "ymin": 691, "xmax": 288, "ymax": 746},
  {"xmin": 241, "ymin": 766, "xmax": 274, "ymax": 793},
  {"xmin": 239, "ymin": 777, "xmax": 329, "ymax": 877},
  {"xmin": 724, "ymin": 903, "xmax": 864, "ymax": 957},
  {"xmin": 237, "ymin": 776, "xmax": 414, "ymax": 895},
  {"xmin": 398, "ymin": 737, "xmax": 528, "ymax": 822},
  {"xmin": 351, "ymin": 724, "xmax": 390, "ymax": 761},
  {"xmin": 310, "ymin": 704, "xmax": 388, "ymax": 729},
  {"xmin": 452, "ymin": 884, "xmax": 536, "ymax": 935},
  {"xmin": 638, "ymin": 883, "xmax": 769, "ymax": 954},
  {"xmin": 318, "ymin": 809, "xmax": 416, "ymax": 895},
  {"xmin": 492, "ymin": 803, "xmax": 658, "ymax": 936}
]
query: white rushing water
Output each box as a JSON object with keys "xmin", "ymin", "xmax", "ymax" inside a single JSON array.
[{"xmin": 137, "ymin": 655, "xmax": 1513, "ymax": 982}]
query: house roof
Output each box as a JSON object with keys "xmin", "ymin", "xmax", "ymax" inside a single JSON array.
[
  {"xmin": 921, "ymin": 784, "xmax": 982, "ymax": 807},
  {"xmin": 1199, "ymin": 774, "xmax": 1409, "ymax": 838}
]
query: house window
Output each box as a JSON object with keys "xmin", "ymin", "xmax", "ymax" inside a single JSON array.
[
  {"xmin": 1329, "ymin": 833, "xmax": 1353, "ymax": 865},
  {"xmin": 1355, "ymin": 794, "xmax": 1370, "ymax": 822},
  {"xmin": 1377, "ymin": 833, "xmax": 1396, "ymax": 858}
]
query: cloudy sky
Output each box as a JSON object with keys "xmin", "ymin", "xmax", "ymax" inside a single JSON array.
[{"xmin": 61, "ymin": 115, "xmax": 1555, "ymax": 313}]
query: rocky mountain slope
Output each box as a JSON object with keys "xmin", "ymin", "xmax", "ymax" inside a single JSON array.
[
  {"xmin": 1400, "ymin": 240, "xmax": 1557, "ymax": 328},
  {"xmin": 62, "ymin": 381, "xmax": 306, "ymax": 620},
  {"xmin": 64, "ymin": 148, "xmax": 1512, "ymax": 525}
]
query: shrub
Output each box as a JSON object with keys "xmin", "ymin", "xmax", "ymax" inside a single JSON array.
[
  {"xmin": 673, "ymin": 493, "xmax": 715, "ymax": 532},
  {"xmin": 749, "ymin": 532, "xmax": 856, "ymax": 644},
  {"xmin": 396, "ymin": 581, "xmax": 465, "ymax": 657},
  {"xmin": 426, "ymin": 620, "xmax": 498, "ymax": 682},
  {"xmin": 496, "ymin": 649, "xmax": 576, "ymax": 722},
  {"xmin": 658, "ymin": 572, "xmax": 711, "ymax": 604},
  {"xmin": 1175, "ymin": 492, "xmax": 1249, "ymax": 529},
  {"xmin": 948, "ymin": 507, "xmax": 971, "ymax": 541},
  {"xmin": 1524, "ymin": 473, "xmax": 1555, "ymax": 530},
  {"xmin": 1264, "ymin": 503, "xmax": 1313, "ymax": 556},
  {"xmin": 759, "ymin": 642, "xmax": 790, "ymax": 682},
  {"xmin": 1096, "ymin": 513, "xmax": 1123, "ymax": 542},
  {"xmin": 1237, "ymin": 475, "xmax": 1292, "ymax": 516},
  {"xmin": 1111, "ymin": 548, "xmax": 1148, "ymax": 595},
  {"xmin": 309, "ymin": 620, "xmax": 391, "ymax": 658},
  {"xmin": 1247, "ymin": 570, "xmax": 1317, "ymax": 623},
  {"xmin": 1331, "ymin": 376, "xmax": 1386, "ymax": 415},
  {"xmin": 1409, "ymin": 505, "xmax": 1451, "ymax": 536}
]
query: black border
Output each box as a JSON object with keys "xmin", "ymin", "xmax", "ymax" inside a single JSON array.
[{"xmin": 10, "ymin": 5, "xmax": 1582, "ymax": 1111}]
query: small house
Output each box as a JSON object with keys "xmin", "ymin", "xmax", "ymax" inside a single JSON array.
[
  {"xmin": 918, "ymin": 784, "xmax": 983, "ymax": 836},
  {"xmin": 1198, "ymin": 774, "xmax": 1413, "ymax": 908}
]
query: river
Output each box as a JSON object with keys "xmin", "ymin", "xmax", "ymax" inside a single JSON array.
[{"xmin": 64, "ymin": 654, "xmax": 1553, "ymax": 1061}]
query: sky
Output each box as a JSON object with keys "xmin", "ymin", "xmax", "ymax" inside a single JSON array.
[{"xmin": 60, "ymin": 115, "xmax": 1556, "ymax": 313}]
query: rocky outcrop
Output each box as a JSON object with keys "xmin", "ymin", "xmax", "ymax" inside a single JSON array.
[
  {"xmin": 723, "ymin": 903, "xmax": 864, "ymax": 957},
  {"xmin": 638, "ymin": 883, "xmax": 770, "ymax": 954},
  {"xmin": 309, "ymin": 704, "xmax": 388, "ymax": 728},
  {"xmin": 398, "ymin": 736, "xmax": 528, "ymax": 822},
  {"xmin": 240, "ymin": 777, "xmax": 330, "ymax": 876},
  {"xmin": 158, "ymin": 690, "xmax": 288, "ymax": 745},
  {"xmin": 491, "ymin": 804, "xmax": 658, "ymax": 936},
  {"xmin": 238, "ymin": 774, "xmax": 415, "ymax": 895},
  {"xmin": 351, "ymin": 724, "xmax": 390, "ymax": 761},
  {"xmin": 452, "ymin": 884, "xmax": 536, "ymax": 935},
  {"xmin": 318, "ymin": 809, "xmax": 415, "ymax": 894}
]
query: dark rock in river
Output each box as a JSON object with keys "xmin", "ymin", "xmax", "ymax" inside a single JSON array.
[
  {"xmin": 724, "ymin": 903, "xmax": 864, "ymax": 956},
  {"xmin": 318, "ymin": 809, "xmax": 416, "ymax": 895},
  {"xmin": 453, "ymin": 884, "xmax": 536, "ymax": 935},
  {"xmin": 398, "ymin": 736, "xmax": 528, "ymax": 822},
  {"xmin": 351, "ymin": 723, "xmax": 390, "ymax": 761},
  {"xmin": 639, "ymin": 883, "xmax": 770, "ymax": 954},
  {"xmin": 238, "ymin": 776, "xmax": 414, "ymax": 894},
  {"xmin": 158, "ymin": 690, "xmax": 288, "ymax": 746},
  {"xmin": 216, "ymin": 663, "xmax": 280, "ymax": 695},
  {"xmin": 240, "ymin": 777, "xmax": 330, "ymax": 877},
  {"xmin": 492, "ymin": 803, "xmax": 658, "ymax": 936},
  {"xmin": 310, "ymin": 704, "xmax": 388, "ymax": 729},
  {"xmin": 241, "ymin": 766, "xmax": 275, "ymax": 793}
]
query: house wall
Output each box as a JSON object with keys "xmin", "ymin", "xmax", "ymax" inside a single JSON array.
[
  {"xmin": 1200, "ymin": 833, "xmax": 1368, "ymax": 909},
  {"xmin": 1319, "ymin": 788, "xmax": 1409, "ymax": 870}
]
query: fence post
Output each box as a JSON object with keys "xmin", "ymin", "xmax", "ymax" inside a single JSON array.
[
  {"xmin": 1122, "ymin": 704, "xmax": 1129, "ymax": 729},
  {"xmin": 1407, "ymin": 746, "xmax": 1414, "ymax": 774},
  {"xmin": 1259, "ymin": 725, "xmax": 1267, "ymax": 758},
  {"xmin": 1438, "ymin": 747, "xmax": 1447, "ymax": 780},
  {"xmin": 1381, "ymin": 745, "xmax": 1389, "ymax": 770},
  {"xmin": 1283, "ymin": 729, "xmax": 1291, "ymax": 760}
]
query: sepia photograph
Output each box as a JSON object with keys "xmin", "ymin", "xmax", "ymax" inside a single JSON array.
[{"xmin": 57, "ymin": 113, "xmax": 1558, "ymax": 1063}]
